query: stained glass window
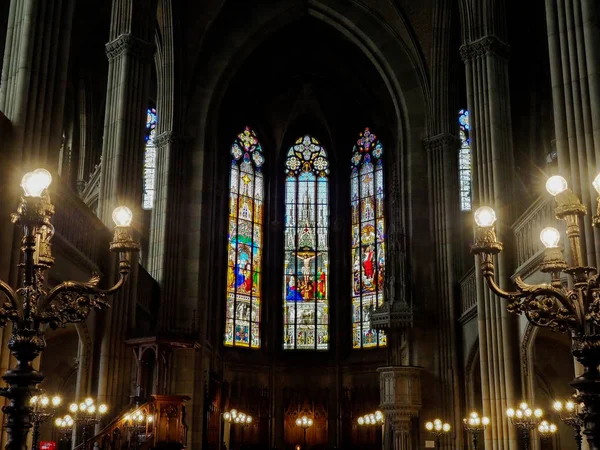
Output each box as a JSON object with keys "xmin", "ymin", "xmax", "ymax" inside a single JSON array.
[
  {"xmin": 224, "ymin": 127, "xmax": 265, "ymax": 349},
  {"xmin": 142, "ymin": 107, "xmax": 158, "ymax": 210},
  {"xmin": 351, "ymin": 128, "xmax": 387, "ymax": 349},
  {"xmin": 283, "ymin": 135, "xmax": 330, "ymax": 351},
  {"xmin": 458, "ymin": 109, "xmax": 472, "ymax": 211}
]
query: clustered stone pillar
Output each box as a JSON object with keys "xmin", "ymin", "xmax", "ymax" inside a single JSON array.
[
  {"xmin": 0, "ymin": 1, "xmax": 75, "ymax": 447},
  {"xmin": 461, "ymin": 35, "xmax": 520, "ymax": 450},
  {"xmin": 424, "ymin": 133, "xmax": 462, "ymax": 448},
  {"xmin": 378, "ymin": 367, "xmax": 423, "ymax": 450},
  {"xmin": 96, "ymin": 0, "xmax": 157, "ymax": 410},
  {"xmin": 544, "ymin": 0, "xmax": 600, "ymax": 267}
]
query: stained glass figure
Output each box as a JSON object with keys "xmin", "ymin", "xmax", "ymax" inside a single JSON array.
[
  {"xmin": 458, "ymin": 109, "xmax": 472, "ymax": 211},
  {"xmin": 142, "ymin": 107, "xmax": 158, "ymax": 210},
  {"xmin": 224, "ymin": 127, "xmax": 264, "ymax": 348},
  {"xmin": 350, "ymin": 128, "xmax": 387, "ymax": 349},
  {"xmin": 283, "ymin": 135, "xmax": 330, "ymax": 350}
]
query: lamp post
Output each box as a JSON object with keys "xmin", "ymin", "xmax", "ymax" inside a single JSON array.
[
  {"xmin": 538, "ymin": 421, "xmax": 558, "ymax": 450},
  {"xmin": 554, "ymin": 399, "xmax": 584, "ymax": 450},
  {"xmin": 124, "ymin": 410, "xmax": 152, "ymax": 450},
  {"xmin": 223, "ymin": 409, "xmax": 252, "ymax": 448},
  {"xmin": 29, "ymin": 393, "xmax": 61, "ymax": 450},
  {"xmin": 69, "ymin": 398, "xmax": 108, "ymax": 449},
  {"xmin": 0, "ymin": 168, "xmax": 139, "ymax": 450},
  {"xmin": 472, "ymin": 173, "xmax": 600, "ymax": 450},
  {"xmin": 295, "ymin": 416, "xmax": 313, "ymax": 450},
  {"xmin": 54, "ymin": 415, "xmax": 74, "ymax": 447},
  {"xmin": 358, "ymin": 411, "xmax": 384, "ymax": 445},
  {"xmin": 462, "ymin": 412, "xmax": 489, "ymax": 450},
  {"xmin": 506, "ymin": 403, "xmax": 543, "ymax": 450},
  {"xmin": 425, "ymin": 418, "xmax": 451, "ymax": 449}
]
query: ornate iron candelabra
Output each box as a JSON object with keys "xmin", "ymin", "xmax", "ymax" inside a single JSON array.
[
  {"xmin": 506, "ymin": 403, "xmax": 543, "ymax": 450},
  {"xmin": 124, "ymin": 410, "xmax": 153, "ymax": 450},
  {"xmin": 473, "ymin": 174, "xmax": 600, "ymax": 450},
  {"xmin": 554, "ymin": 398, "xmax": 584, "ymax": 450},
  {"xmin": 29, "ymin": 393, "xmax": 61, "ymax": 450},
  {"xmin": 0, "ymin": 168, "xmax": 139, "ymax": 450},
  {"xmin": 463, "ymin": 412, "xmax": 489, "ymax": 450},
  {"xmin": 538, "ymin": 420, "xmax": 558, "ymax": 449},
  {"xmin": 69, "ymin": 398, "xmax": 108, "ymax": 448},
  {"xmin": 224, "ymin": 409, "xmax": 253, "ymax": 447},
  {"xmin": 425, "ymin": 418, "xmax": 451, "ymax": 449},
  {"xmin": 357, "ymin": 410, "xmax": 384, "ymax": 443},
  {"xmin": 295, "ymin": 415, "xmax": 313, "ymax": 450},
  {"xmin": 54, "ymin": 414, "xmax": 74, "ymax": 443}
]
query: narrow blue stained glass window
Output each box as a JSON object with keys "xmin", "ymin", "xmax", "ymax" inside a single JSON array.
[
  {"xmin": 458, "ymin": 109, "xmax": 472, "ymax": 211},
  {"xmin": 142, "ymin": 108, "xmax": 158, "ymax": 210}
]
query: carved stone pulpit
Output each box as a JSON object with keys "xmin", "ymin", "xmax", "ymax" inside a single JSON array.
[{"xmin": 378, "ymin": 366, "xmax": 422, "ymax": 450}]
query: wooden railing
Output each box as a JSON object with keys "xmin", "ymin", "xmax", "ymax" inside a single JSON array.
[
  {"xmin": 512, "ymin": 194, "xmax": 558, "ymax": 269},
  {"xmin": 459, "ymin": 267, "xmax": 477, "ymax": 316}
]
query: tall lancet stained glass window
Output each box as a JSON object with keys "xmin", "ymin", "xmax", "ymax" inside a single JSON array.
[
  {"xmin": 458, "ymin": 109, "xmax": 472, "ymax": 211},
  {"xmin": 224, "ymin": 127, "xmax": 265, "ymax": 348},
  {"xmin": 143, "ymin": 108, "xmax": 158, "ymax": 210},
  {"xmin": 283, "ymin": 135, "xmax": 330, "ymax": 350},
  {"xmin": 351, "ymin": 128, "xmax": 387, "ymax": 349}
]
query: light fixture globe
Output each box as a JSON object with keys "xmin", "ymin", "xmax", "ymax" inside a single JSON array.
[
  {"xmin": 358, "ymin": 417, "xmax": 364, "ymax": 425},
  {"xmin": 482, "ymin": 417, "xmax": 490, "ymax": 426},
  {"xmin": 474, "ymin": 206, "xmax": 497, "ymax": 227},
  {"xmin": 546, "ymin": 175, "xmax": 568, "ymax": 196},
  {"xmin": 426, "ymin": 421, "xmax": 434, "ymax": 431},
  {"xmin": 21, "ymin": 168, "xmax": 52, "ymax": 197},
  {"xmin": 593, "ymin": 173, "xmax": 600, "ymax": 194},
  {"xmin": 69, "ymin": 403, "xmax": 78, "ymax": 413},
  {"xmin": 540, "ymin": 227, "xmax": 561, "ymax": 248},
  {"xmin": 442, "ymin": 423, "xmax": 451, "ymax": 432},
  {"xmin": 296, "ymin": 418, "xmax": 301, "ymax": 426},
  {"xmin": 112, "ymin": 206, "xmax": 133, "ymax": 227},
  {"xmin": 98, "ymin": 404, "xmax": 108, "ymax": 414}
]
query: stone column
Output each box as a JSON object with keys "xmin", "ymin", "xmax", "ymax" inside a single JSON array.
[
  {"xmin": 461, "ymin": 36, "xmax": 520, "ymax": 450},
  {"xmin": 378, "ymin": 367, "xmax": 423, "ymax": 450},
  {"xmin": 96, "ymin": 0, "xmax": 157, "ymax": 410},
  {"xmin": 544, "ymin": 0, "xmax": 600, "ymax": 267},
  {"xmin": 424, "ymin": 133, "xmax": 462, "ymax": 448}
]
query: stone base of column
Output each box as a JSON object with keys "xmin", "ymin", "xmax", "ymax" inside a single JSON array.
[{"xmin": 379, "ymin": 366, "xmax": 423, "ymax": 450}]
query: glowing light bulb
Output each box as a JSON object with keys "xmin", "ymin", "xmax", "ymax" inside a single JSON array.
[
  {"xmin": 540, "ymin": 227, "xmax": 561, "ymax": 248},
  {"xmin": 534, "ymin": 408, "xmax": 543, "ymax": 418},
  {"xmin": 112, "ymin": 206, "xmax": 133, "ymax": 227},
  {"xmin": 553, "ymin": 401, "xmax": 563, "ymax": 411},
  {"xmin": 55, "ymin": 418, "xmax": 63, "ymax": 427},
  {"xmin": 443, "ymin": 423, "xmax": 451, "ymax": 432},
  {"xmin": 247, "ymin": 416, "xmax": 253, "ymax": 423},
  {"xmin": 506, "ymin": 408, "xmax": 515, "ymax": 417},
  {"xmin": 308, "ymin": 419, "xmax": 313, "ymax": 426},
  {"xmin": 593, "ymin": 174, "xmax": 600, "ymax": 194},
  {"xmin": 40, "ymin": 396, "xmax": 50, "ymax": 406},
  {"xmin": 85, "ymin": 398, "xmax": 94, "ymax": 406},
  {"xmin": 358, "ymin": 417, "xmax": 364, "ymax": 425},
  {"xmin": 426, "ymin": 422, "xmax": 434, "ymax": 431},
  {"xmin": 231, "ymin": 409, "xmax": 237, "ymax": 417},
  {"xmin": 224, "ymin": 413, "xmax": 231, "ymax": 420},
  {"xmin": 482, "ymin": 417, "xmax": 490, "ymax": 426},
  {"xmin": 546, "ymin": 176, "xmax": 568, "ymax": 196},
  {"xmin": 69, "ymin": 403, "xmax": 78, "ymax": 413},
  {"xmin": 515, "ymin": 410, "xmax": 523, "ymax": 418},
  {"xmin": 474, "ymin": 206, "xmax": 497, "ymax": 227},
  {"xmin": 519, "ymin": 403, "xmax": 528, "ymax": 410},
  {"xmin": 79, "ymin": 403, "xmax": 87, "ymax": 411},
  {"xmin": 98, "ymin": 404, "xmax": 108, "ymax": 414},
  {"xmin": 296, "ymin": 418, "xmax": 301, "ymax": 426},
  {"xmin": 30, "ymin": 396, "xmax": 38, "ymax": 405},
  {"xmin": 566, "ymin": 401, "xmax": 575, "ymax": 411},
  {"xmin": 148, "ymin": 416, "xmax": 154, "ymax": 423},
  {"xmin": 21, "ymin": 169, "xmax": 53, "ymax": 197},
  {"xmin": 52, "ymin": 396, "xmax": 62, "ymax": 407},
  {"xmin": 87, "ymin": 405, "xmax": 96, "ymax": 414}
]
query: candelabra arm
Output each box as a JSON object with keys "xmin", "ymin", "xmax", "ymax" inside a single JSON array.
[
  {"xmin": 0, "ymin": 280, "xmax": 19, "ymax": 313},
  {"xmin": 481, "ymin": 271, "xmax": 522, "ymax": 300}
]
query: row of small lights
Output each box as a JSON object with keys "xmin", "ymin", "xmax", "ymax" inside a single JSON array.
[
  {"xmin": 357, "ymin": 411, "xmax": 384, "ymax": 425},
  {"xmin": 474, "ymin": 175, "xmax": 599, "ymax": 250}
]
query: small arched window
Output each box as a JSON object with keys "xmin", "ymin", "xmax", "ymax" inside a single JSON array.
[
  {"xmin": 458, "ymin": 109, "xmax": 472, "ymax": 211},
  {"xmin": 142, "ymin": 108, "xmax": 158, "ymax": 210}
]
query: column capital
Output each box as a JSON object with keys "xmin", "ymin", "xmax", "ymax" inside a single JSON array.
[
  {"xmin": 105, "ymin": 33, "xmax": 155, "ymax": 62},
  {"xmin": 460, "ymin": 35, "xmax": 510, "ymax": 62},
  {"xmin": 423, "ymin": 133, "xmax": 460, "ymax": 153}
]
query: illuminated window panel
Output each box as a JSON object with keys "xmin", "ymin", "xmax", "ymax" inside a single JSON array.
[
  {"xmin": 351, "ymin": 128, "xmax": 387, "ymax": 349},
  {"xmin": 224, "ymin": 127, "xmax": 265, "ymax": 349},
  {"xmin": 283, "ymin": 135, "xmax": 330, "ymax": 351},
  {"xmin": 142, "ymin": 108, "xmax": 158, "ymax": 210},
  {"xmin": 458, "ymin": 109, "xmax": 472, "ymax": 211}
]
